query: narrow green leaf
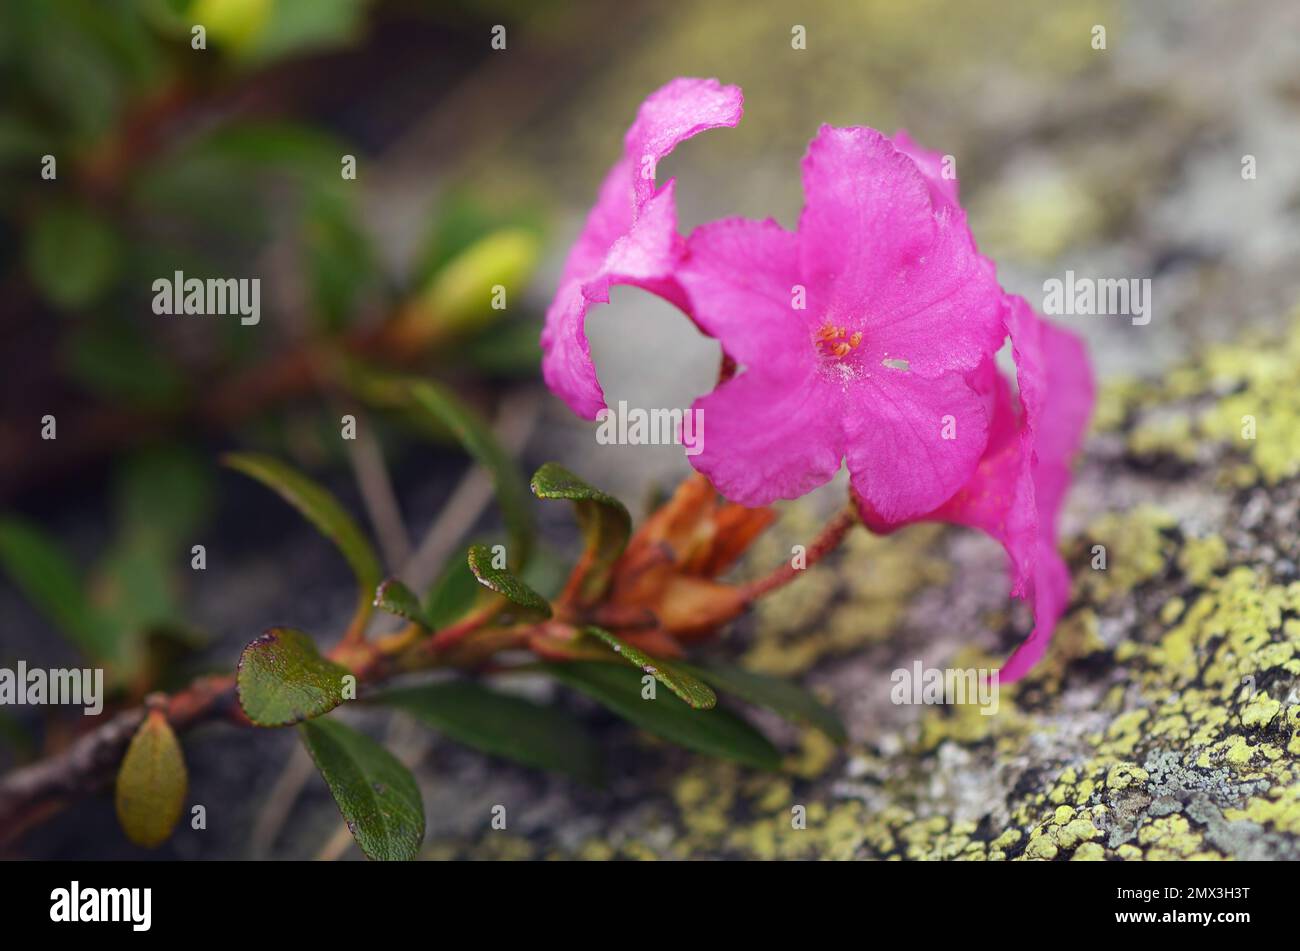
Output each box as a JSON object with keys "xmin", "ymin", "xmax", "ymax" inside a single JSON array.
[
  {"xmin": 223, "ymin": 452, "xmax": 381, "ymax": 615},
  {"xmin": 678, "ymin": 661, "xmax": 847, "ymax": 744},
  {"xmin": 529, "ymin": 463, "xmax": 630, "ymax": 602},
  {"xmin": 542, "ymin": 662, "xmax": 780, "ymax": 770},
  {"xmin": 408, "ymin": 382, "xmax": 534, "ymax": 567},
  {"xmin": 237, "ymin": 628, "xmax": 350, "ymax": 726},
  {"xmin": 115, "ymin": 710, "xmax": 187, "ymax": 848},
  {"xmin": 584, "ymin": 627, "xmax": 715, "ymax": 710},
  {"xmin": 466, "ymin": 543, "xmax": 550, "ymax": 621},
  {"xmin": 375, "ymin": 681, "xmax": 602, "ymax": 785},
  {"xmin": 299, "ymin": 717, "xmax": 424, "ymax": 862},
  {"xmin": 373, "ymin": 578, "xmax": 434, "ymax": 628},
  {"xmin": 0, "ymin": 517, "xmax": 107, "ymax": 659}
]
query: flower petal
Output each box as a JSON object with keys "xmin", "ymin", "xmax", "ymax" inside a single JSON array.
[
  {"xmin": 892, "ymin": 129, "xmax": 960, "ymax": 210},
  {"xmin": 797, "ymin": 125, "xmax": 1004, "ymax": 378},
  {"xmin": 999, "ymin": 544, "xmax": 1071, "ymax": 682},
  {"xmin": 541, "ymin": 78, "xmax": 744, "ymax": 419},
  {"xmin": 844, "ymin": 365, "xmax": 991, "ymax": 523},
  {"xmin": 947, "ymin": 297, "xmax": 1093, "ymax": 682},
  {"xmin": 929, "ymin": 374, "xmax": 1038, "ymax": 596},
  {"xmin": 687, "ymin": 366, "xmax": 844, "ymax": 507},
  {"xmin": 677, "ymin": 216, "xmax": 805, "ymax": 374},
  {"xmin": 625, "ymin": 78, "xmax": 745, "ymax": 208}
]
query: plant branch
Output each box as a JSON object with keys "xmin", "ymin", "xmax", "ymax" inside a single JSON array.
[{"xmin": 740, "ymin": 504, "xmax": 860, "ymax": 602}]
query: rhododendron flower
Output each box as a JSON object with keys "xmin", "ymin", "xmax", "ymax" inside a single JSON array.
[
  {"xmin": 857, "ymin": 296, "xmax": 1094, "ymax": 681},
  {"xmin": 676, "ymin": 125, "xmax": 1005, "ymax": 520},
  {"xmin": 540, "ymin": 77, "xmax": 744, "ymax": 420},
  {"xmin": 541, "ymin": 78, "xmax": 1094, "ymax": 681}
]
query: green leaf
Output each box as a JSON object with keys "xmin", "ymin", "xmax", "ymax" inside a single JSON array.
[
  {"xmin": 423, "ymin": 554, "xmax": 483, "ymax": 628},
  {"xmin": 115, "ymin": 447, "xmax": 213, "ymax": 550},
  {"xmin": 237, "ymin": 628, "xmax": 350, "ymax": 726},
  {"xmin": 91, "ymin": 536, "xmax": 182, "ymax": 670},
  {"xmin": 408, "ymin": 381, "xmax": 534, "ymax": 567},
  {"xmin": 64, "ymin": 320, "xmax": 188, "ymax": 409},
  {"xmin": 466, "ymin": 543, "xmax": 550, "ymax": 621},
  {"xmin": 239, "ymin": 0, "xmax": 367, "ymax": 66},
  {"xmin": 0, "ymin": 517, "xmax": 107, "ymax": 660},
  {"xmin": 115, "ymin": 710, "xmax": 187, "ymax": 848},
  {"xmin": 542, "ymin": 662, "xmax": 780, "ymax": 770},
  {"xmin": 302, "ymin": 183, "xmax": 376, "ymax": 331},
  {"xmin": 194, "ymin": 121, "xmax": 346, "ymax": 170},
  {"xmin": 584, "ymin": 627, "xmax": 715, "ymax": 710},
  {"xmin": 678, "ymin": 661, "xmax": 847, "ymax": 744},
  {"xmin": 417, "ymin": 227, "xmax": 541, "ymax": 334},
  {"xmin": 223, "ymin": 452, "xmax": 381, "ymax": 617},
  {"xmin": 412, "ymin": 189, "xmax": 544, "ymax": 285},
  {"xmin": 26, "ymin": 204, "xmax": 121, "ymax": 309},
  {"xmin": 463, "ymin": 316, "xmax": 547, "ymax": 378},
  {"xmin": 299, "ymin": 717, "xmax": 425, "ymax": 862},
  {"xmin": 373, "ymin": 578, "xmax": 434, "ymax": 628},
  {"xmin": 529, "ymin": 463, "xmax": 630, "ymax": 602},
  {"xmin": 375, "ymin": 681, "xmax": 602, "ymax": 785}
]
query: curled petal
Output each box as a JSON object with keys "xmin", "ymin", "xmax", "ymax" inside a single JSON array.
[
  {"xmin": 892, "ymin": 129, "xmax": 960, "ymax": 210},
  {"xmin": 999, "ymin": 545, "xmax": 1072, "ymax": 682},
  {"xmin": 625, "ymin": 78, "xmax": 746, "ymax": 207},
  {"xmin": 541, "ymin": 78, "xmax": 744, "ymax": 419}
]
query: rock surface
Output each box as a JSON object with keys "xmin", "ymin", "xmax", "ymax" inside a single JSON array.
[{"xmin": 396, "ymin": 317, "xmax": 1300, "ymax": 861}]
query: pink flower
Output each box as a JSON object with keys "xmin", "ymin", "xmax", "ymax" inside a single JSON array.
[
  {"xmin": 541, "ymin": 80, "xmax": 1094, "ymax": 681},
  {"xmin": 892, "ymin": 129, "xmax": 961, "ymax": 210},
  {"xmin": 857, "ymin": 295, "xmax": 1094, "ymax": 681},
  {"xmin": 676, "ymin": 125, "xmax": 1006, "ymax": 520},
  {"xmin": 540, "ymin": 78, "xmax": 744, "ymax": 420}
]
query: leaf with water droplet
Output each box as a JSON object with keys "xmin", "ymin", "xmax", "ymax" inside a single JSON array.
[
  {"xmin": 373, "ymin": 577, "xmax": 434, "ymax": 628},
  {"xmin": 583, "ymin": 627, "xmax": 715, "ymax": 710},
  {"xmin": 466, "ymin": 544, "xmax": 550, "ymax": 621}
]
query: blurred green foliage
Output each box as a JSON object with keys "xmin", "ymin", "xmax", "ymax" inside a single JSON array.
[{"xmin": 0, "ymin": 0, "xmax": 549, "ymax": 707}]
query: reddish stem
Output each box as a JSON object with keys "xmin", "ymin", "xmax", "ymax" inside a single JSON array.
[{"xmin": 741, "ymin": 504, "xmax": 859, "ymax": 601}]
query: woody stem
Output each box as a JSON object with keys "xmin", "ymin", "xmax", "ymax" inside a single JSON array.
[{"xmin": 741, "ymin": 504, "xmax": 859, "ymax": 602}]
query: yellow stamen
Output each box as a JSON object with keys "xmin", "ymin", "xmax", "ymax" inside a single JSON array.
[{"xmin": 815, "ymin": 322, "xmax": 864, "ymax": 359}]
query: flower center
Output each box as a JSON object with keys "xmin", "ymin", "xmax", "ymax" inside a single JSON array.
[{"xmin": 814, "ymin": 323, "xmax": 862, "ymax": 360}]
